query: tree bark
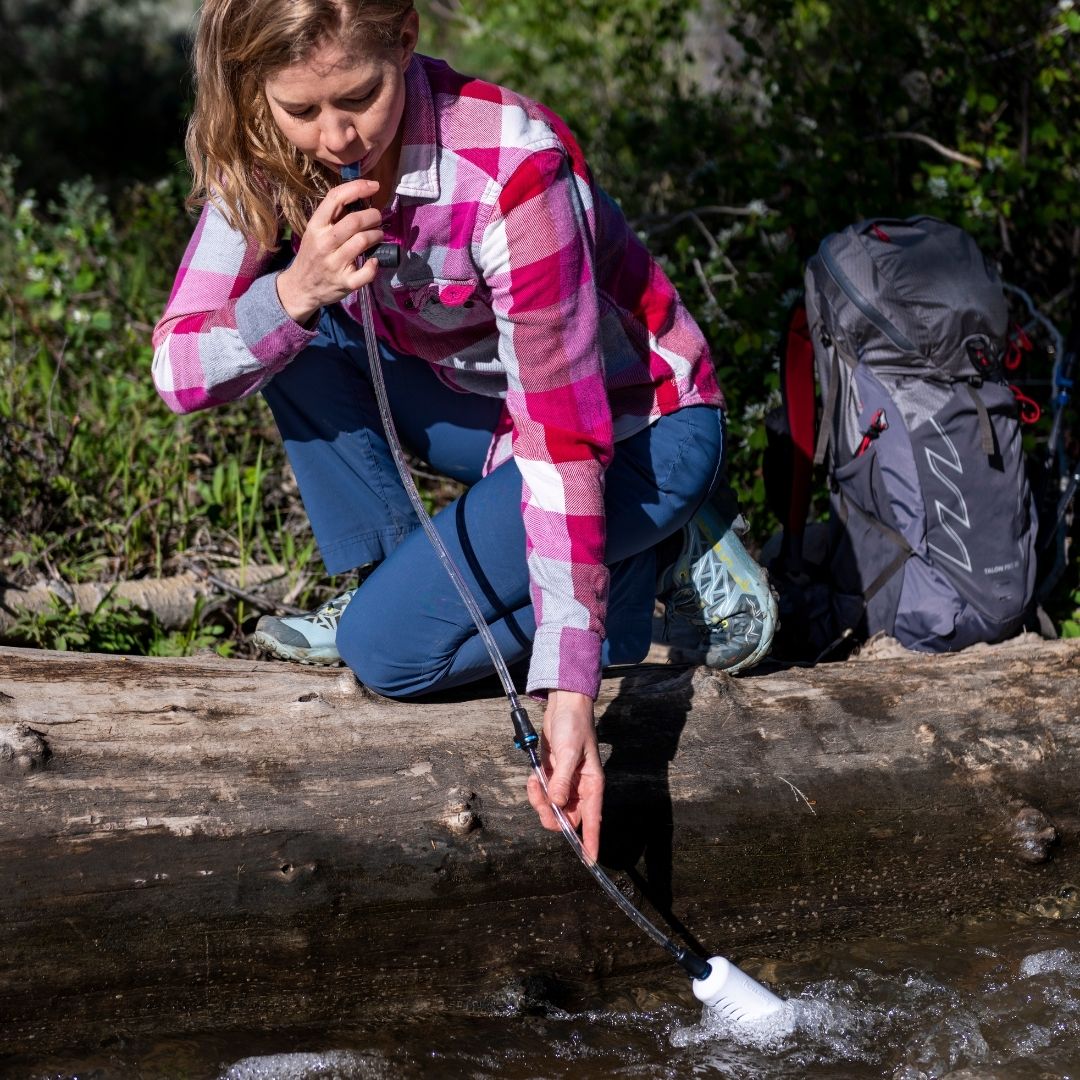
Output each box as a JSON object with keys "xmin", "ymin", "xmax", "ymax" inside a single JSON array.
[{"xmin": 1, "ymin": 636, "xmax": 1078, "ymax": 1055}]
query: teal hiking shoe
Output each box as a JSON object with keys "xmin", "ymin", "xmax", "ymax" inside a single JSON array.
[
  {"xmin": 656, "ymin": 497, "xmax": 778, "ymax": 673},
  {"xmin": 251, "ymin": 588, "xmax": 357, "ymax": 666}
]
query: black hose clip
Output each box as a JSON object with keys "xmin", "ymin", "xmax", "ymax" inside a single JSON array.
[
  {"xmin": 367, "ymin": 242, "xmax": 401, "ymax": 269},
  {"xmin": 510, "ymin": 705, "xmax": 539, "ymax": 753},
  {"xmin": 675, "ymin": 947, "xmax": 712, "ymax": 981}
]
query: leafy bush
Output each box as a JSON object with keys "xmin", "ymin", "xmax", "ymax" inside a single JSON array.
[
  {"xmin": 9, "ymin": 591, "xmax": 229, "ymax": 656},
  {"xmin": 0, "ymin": 0, "xmax": 193, "ymax": 198},
  {"xmin": 0, "ymin": 159, "xmax": 334, "ymax": 652}
]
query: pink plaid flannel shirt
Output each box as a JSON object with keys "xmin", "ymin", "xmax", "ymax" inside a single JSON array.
[{"xmin": 153, "ymin": 55, "xmax": 724, "ymax": 698}]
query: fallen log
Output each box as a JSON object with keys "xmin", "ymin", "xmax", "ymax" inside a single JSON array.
[
  {"xmin": 1, "ymin": 636, "xmax": 1078, "ymax": 1058},
  {"xmin": 0, "ymin": 564, "xmax": 291, "ymax": 636}
]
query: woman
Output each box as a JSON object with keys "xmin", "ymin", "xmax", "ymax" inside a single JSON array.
[{"xmin": 153, "ymin": 0, "xmax": 776, "ymax": 859}]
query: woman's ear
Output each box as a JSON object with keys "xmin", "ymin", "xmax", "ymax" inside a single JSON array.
[{"xmin": 399, "ymin": 8, "xmax": 420, "ymax": 70}]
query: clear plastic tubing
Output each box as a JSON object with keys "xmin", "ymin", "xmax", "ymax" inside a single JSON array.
[
  {"xmin": 355, "ymin": 276, "xmax": 703, "ymax": 970},
  {"xmin": 341, "ymin": 162, "xmax": 714, "ymax": 982}
]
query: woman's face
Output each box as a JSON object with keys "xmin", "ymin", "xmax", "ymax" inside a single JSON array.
[{"xmin": 264, "ymin": 12, "xmax": 418, "ymax": 186}]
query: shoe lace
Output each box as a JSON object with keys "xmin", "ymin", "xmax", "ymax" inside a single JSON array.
[
  {"xmin": 306, "ymin": 589, "xmax": 356, "ymax": 631},
  {"xmin": 662, "ymin": 526, "xmax": 758, "ymax": 633},
  {"xmin": 668, "ymin": 584, "xmax": 708, "ymax": 626}
]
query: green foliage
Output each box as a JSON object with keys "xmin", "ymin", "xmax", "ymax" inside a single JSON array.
[
  {"xmin": 0, "ymin": 157, "xmax": 335, "ymax": 654},
  {"xmin": 0, "ymin": 0, "xmax": 192, "ymax": 198},
  {"xmin": 9, "ymin": 591, "xmax": 228, "ymax": 656},
  {"xmin": 429, "ymin": 0, "xmax": 690, "ymax": 170},
  {"xmin": 1, "ymin": 0, "xmax": 1077, "ymax": 655},
  {"xmin": 0, "ymin": 152, "xmax": 436, "ymax": 653}
]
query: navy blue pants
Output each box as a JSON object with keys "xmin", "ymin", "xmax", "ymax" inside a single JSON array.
[{"xmin": 262, "ymin": 306, "xmax": 724, "ymax": 697}]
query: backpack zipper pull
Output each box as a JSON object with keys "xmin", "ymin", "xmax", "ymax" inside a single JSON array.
[{"xmin": 855, "ymin": 409, "xmax": 889, "ymax": 458}]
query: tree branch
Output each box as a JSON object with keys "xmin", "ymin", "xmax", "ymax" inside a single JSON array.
[
  {"xmin": 636, "ymin": 202, "xmax": 775, "ymax": 237},
  {"xmin": 874, "ymin": 131, "xmax": 983, "ymax": 170}
]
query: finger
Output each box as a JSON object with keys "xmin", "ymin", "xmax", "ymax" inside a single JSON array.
[
  {"xmin": 336, "ymin": 177, "xmax": 381, "ymax": 207},
  {"xmin": 325, "ymin": 214, "xmax": 382, "ymax": 258},
  {"xmin": 340, "ymin": 178, "xmax": 380, "ymax": 217},
  {"xmin": 339, "ymin": 226, "xmax": 387, "ymax": 266},
  {"xmin": 581, "ymin": 791, "xmax": 602, "ymax": 863},
  {"xmin": 332, "ymin": 202, "xmax": 383, "ymax": 240},
  {"xmin": 546, "ymin": 754, "xmax": 578, "ymax": 810},
  {"xmin": 341, "ymin": 258, "xmax": 380, "ymax": 293},
  {"xmin": 526, "ymin": 774, "xmax": 560, "ymax": 832},
  {"xmin": 314, "ymin": 178, "xmax": 380, "ymax": 225}
]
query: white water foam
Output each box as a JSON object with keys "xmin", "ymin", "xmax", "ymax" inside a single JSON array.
[
  {"xmin": 219, "ymin": 1049, "xmax": 392, "ymax": 1080},
  {"xmin": 1018, "ymin": 947, "xmax": 1079, "ymax": 979},
  {"xmin": 671, "ymin": 964, "xmax": 1056, "ymax": 1077}
]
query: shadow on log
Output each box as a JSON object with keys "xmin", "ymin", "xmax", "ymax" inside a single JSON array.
[{"xmin": 0, "ymin": 636, "xmax": 1078, "ymax": 1056}]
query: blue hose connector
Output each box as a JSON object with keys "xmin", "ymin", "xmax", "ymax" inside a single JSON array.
[{"xmin": 511, "ymin": 706, "xmax": 539, "ymax": 752}]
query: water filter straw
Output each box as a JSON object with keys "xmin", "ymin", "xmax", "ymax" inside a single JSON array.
[
  {"xmin": 693, "ymin": 956, "xmax": 785, "ymax": 1022},
  {"xmin": 339, "ymin": 160, "xmax": 785, "ymax": 1025}
]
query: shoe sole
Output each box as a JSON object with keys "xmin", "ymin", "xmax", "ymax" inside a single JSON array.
[
  {"xmin": 251, "ymin": 631, "xmax": 343, "ymax": 666},
  {"xmin": 691, "ymin": 504, "xmax": 780, "ymax": 674}
]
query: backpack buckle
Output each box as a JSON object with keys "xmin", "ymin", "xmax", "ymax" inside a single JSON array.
[{"xmin": 966, "ymin": 340, "xmax": 1002, "ymax": 380}]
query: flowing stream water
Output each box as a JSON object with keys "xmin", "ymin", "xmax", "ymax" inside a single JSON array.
[{"xmin": 13, "ymin": 889, "xmax": 1080, "ymax": 1080}]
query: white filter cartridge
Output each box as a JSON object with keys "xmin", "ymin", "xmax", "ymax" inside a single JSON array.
[{"xmin": 692, "ymin": 956, "xmax": 784, "ymax": 1023}]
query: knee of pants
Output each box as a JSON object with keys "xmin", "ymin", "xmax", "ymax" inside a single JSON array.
[{"xmin": 336, "ymin": 589, "xmax": 444, "ymax": 699}]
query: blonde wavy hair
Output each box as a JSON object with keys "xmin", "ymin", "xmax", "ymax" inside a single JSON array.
[{"xmin": 186, "ymin": 0, "xmax": 415, "ymax": 250}]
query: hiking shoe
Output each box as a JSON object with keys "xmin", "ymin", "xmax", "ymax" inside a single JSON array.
[
  {"xmin": 656, "ymin": 498, "xmax": 778, "ymax": 673},
  {"xmin": 251, "ymin": 588, "xmax": 356, "ymax": 666}
]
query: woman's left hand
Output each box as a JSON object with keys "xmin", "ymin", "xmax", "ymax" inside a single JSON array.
[{"xmin": 526, "ymin": 690, "xmax": 604, "ymax": 862}]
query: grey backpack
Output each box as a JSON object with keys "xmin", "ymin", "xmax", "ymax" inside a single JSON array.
[{"xmin": 771, "ymin": 216, "xmax": 1037, "ymax": 654}]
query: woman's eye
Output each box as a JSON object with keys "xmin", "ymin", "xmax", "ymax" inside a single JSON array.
[{"xmin": 286, "ymin": 108, "xmax": 315, "ymax": 120}]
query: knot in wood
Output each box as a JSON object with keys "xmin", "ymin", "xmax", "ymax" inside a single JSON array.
[
  {"xmin": 0, "ymin": 724, "xmax": 51, "ymax": 775},
  {"xmin": 691, "ymin": 666, "xmax": 733, "ymax": 699},
  {"xmin": 443, "ymin": 787, "xmax": 481, "ymax": 835}
]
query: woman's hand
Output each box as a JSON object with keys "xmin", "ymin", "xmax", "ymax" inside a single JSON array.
[
  {"xmin": 276, "ymin": 177, "xmax": 385, "ymax": 325},
  {"xmin": 526, "ymin": 690, "xmax": 604, "ymax": 862}
]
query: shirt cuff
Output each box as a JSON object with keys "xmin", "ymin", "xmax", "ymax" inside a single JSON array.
[
  {"xmin": 234, "ymin": 271, "xmax": 319, "ymax": 370},
  {"xmin": 526, "ymin": 625, "xmax": 603, "ymax": 700}
]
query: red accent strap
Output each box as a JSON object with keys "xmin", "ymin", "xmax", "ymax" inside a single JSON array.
[
  {"xmin": 1004, "ymin": 322, "xmax": 1034, "ymax": 372},
  {"xmin": 782, "ymin": 302, "xmax": 816, "ymax": 537},
  {"xmin": 1010, "ymin": 384, "xmax": 1041, "ymax": 424},
  {"xmin": 870, "ymin": 224, "xmax": 892, "ymax": 242}
]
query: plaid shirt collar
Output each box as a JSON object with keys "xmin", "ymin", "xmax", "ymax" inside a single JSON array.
[{"xmin": 395, "ymin": 56, "xmax": 440, "ymax": 202}]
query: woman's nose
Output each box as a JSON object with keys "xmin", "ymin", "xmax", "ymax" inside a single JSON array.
[{"xmin": 321, "ymin": 114, "xmax": 358, "ymax": 155}]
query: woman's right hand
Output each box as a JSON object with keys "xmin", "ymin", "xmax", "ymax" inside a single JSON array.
[{"xmin": 276, "ymin": 177, "xmax": 385, "ymax": 325}]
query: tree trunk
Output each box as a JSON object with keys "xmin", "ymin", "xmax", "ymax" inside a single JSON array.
[{"xmin": 1, "ymin": 636, "xmax": 1078, "ymax": 1055}]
